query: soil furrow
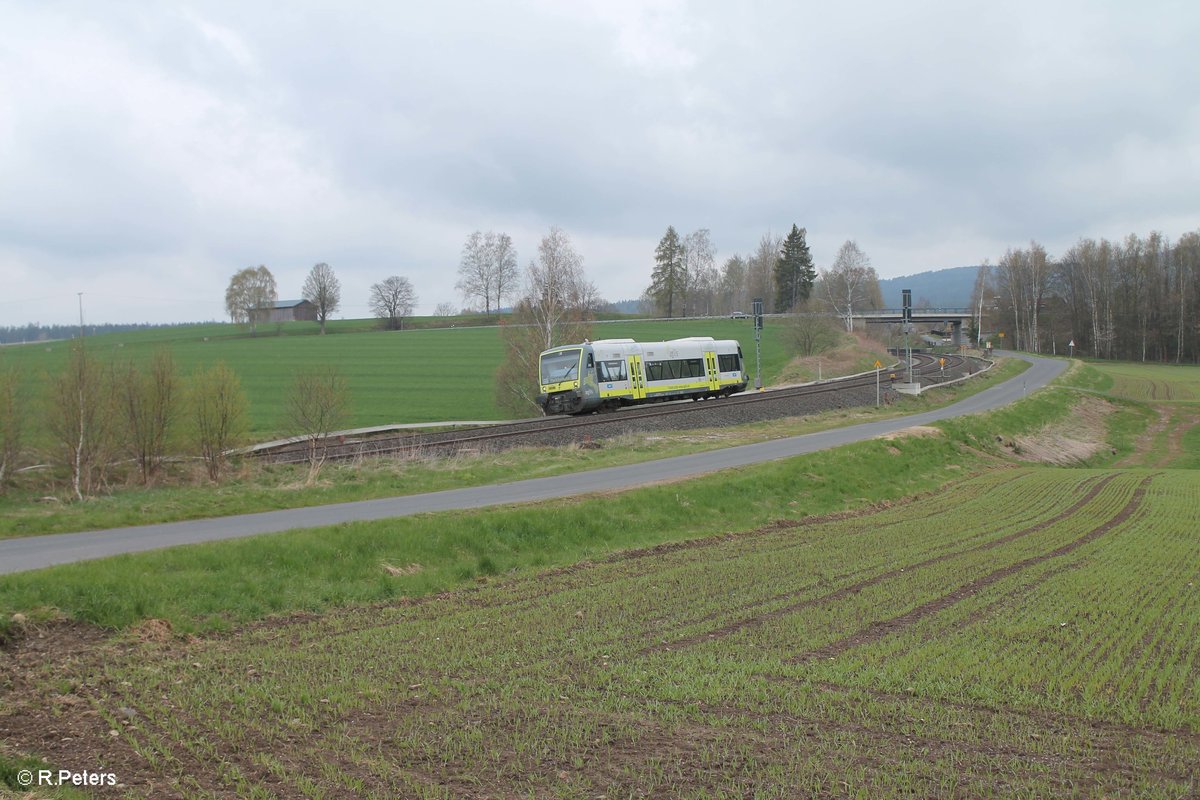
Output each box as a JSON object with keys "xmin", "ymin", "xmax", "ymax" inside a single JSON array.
[
  {"xmin": 788, "ymin": 475, "xmax": 1154, "ymax": 664},
  {"xmin": 646, "ymin": 473, "xmax": 1118, "ymax": 654}
]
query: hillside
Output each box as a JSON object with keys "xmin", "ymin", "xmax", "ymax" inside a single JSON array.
[{"xmin": 878, "ymin": 265, "xmax": 979, "ymax": 308}]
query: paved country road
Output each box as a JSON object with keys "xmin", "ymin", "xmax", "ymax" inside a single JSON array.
[{"xmin": 0, "ymin": 353, "xmax": 1066, "ymax": 575}]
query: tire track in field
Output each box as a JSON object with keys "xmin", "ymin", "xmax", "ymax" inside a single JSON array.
[
  {"xmin": 787, "ymin": 474, "xmax": 1155, "ymax": 665},
  {"xmin": 642, "ymin": 473, "xmax": 1119, "ymax": 655}
]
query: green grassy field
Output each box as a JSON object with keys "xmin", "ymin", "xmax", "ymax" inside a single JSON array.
[
  {"xmin": 0, "ymin": 317, "xmax": 793, "ymax": 438},
  {"xmin": 3, "ymin": 468, "xmax": 1195, "ymax": 797},
  {"xmin": 1064, "ymin": 360, "xmax": 1200, "ymax": 402}
]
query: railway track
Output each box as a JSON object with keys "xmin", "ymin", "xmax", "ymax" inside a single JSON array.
[{"xmin": 254, "ymin": 353, "xmax": 978, "ymax": 465}]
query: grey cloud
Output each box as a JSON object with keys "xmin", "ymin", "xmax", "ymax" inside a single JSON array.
[{"xmin": 1, "ymin": 0, "xmax": 1197, "ymax": 324}]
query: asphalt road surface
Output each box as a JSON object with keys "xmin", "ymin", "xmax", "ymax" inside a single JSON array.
[{"xmin": 0, "ymin": 352, "xmax": 1066, "ymax": 575}]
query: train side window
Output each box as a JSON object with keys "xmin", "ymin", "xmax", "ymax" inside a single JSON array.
[
  {"xmin": 599, "ymin": 360, "xmax": 627, "ymax": 382},
  {"xmin": 586, "ymin": 353, "xmax": 594, "ymax": 369}
]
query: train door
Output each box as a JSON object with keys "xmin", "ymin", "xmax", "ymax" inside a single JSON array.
[
  {"xmin": 704, "ymin": 351, "xmax": 720, "ymax": 391},
  {"xmin": 627, "ymin": 354, "xmax": 646, "ymax": 400}
]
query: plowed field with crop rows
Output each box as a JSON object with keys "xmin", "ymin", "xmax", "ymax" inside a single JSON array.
[{"xmin": 6, "ymin": 468, "xmax": 1195, "ymax": 798}]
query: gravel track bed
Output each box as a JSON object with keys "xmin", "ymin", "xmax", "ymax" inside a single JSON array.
[{"xmin": 259, "ymin": 355, "xmax": 985, "ymax": 463}]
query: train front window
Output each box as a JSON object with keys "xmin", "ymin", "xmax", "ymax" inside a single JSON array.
[{"xmin": 540, "ymin": 349, "xmax": 582, "ymax": 383}]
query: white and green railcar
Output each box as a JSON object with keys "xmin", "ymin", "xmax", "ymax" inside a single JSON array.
[{"xmin": 537, "ymin": 337, "xmax": 748, "ymax": 415}]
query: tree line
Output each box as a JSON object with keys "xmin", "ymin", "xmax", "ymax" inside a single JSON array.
[
  {"xmin": 640, "ymin": 224, "xmax": 881, "ymax": 322},
  {"xmin": 0, "ymin": 345, "xmax": 353, "ymax": 497},
  {"xmin": 975, "ymin": 228, "xmax": 1200, "ymax": 362},
  {"xmin": 0, "ymin": 322, "xmax": 203, "ymax": 346}
]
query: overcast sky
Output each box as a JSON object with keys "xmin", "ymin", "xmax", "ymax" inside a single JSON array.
[{"xmin": 2, "ymin": 0, "xmax": 1197, "ymax": 326}]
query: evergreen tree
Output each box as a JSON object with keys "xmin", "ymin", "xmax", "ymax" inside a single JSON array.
[
  {"xmin": 649, "ymin": 226, "xmax": 683, "ymax": 317},
  {"xmin": 774, "ymin": 224, "xmax": 815, "ymax": 312}
]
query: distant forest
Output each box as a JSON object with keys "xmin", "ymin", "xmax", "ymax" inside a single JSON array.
[
  {"xmin": 977, "ymin": 229, "xmax": 1200, "ymax": 363},
  {"xmin": 0, "ymin": 322, "xmax": 206, "ymax": 345}
]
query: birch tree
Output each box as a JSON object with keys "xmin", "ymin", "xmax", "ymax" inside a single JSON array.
[
  {"xmin": 224, "ymin": 266, "xmax": 277, "ymax": 335},
  {"xmin": 681, "ymin": 229, "xmax": 717, "ymax": 316},
  {"xmin": 821, "ymin": 240, "xmax": 881, "ymax": 332},
  {"xmin": 496, "ymin": 227, "xmax": 595, "ymax": 414}
]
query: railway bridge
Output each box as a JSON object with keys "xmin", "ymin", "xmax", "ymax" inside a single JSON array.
[{"xmin": 852, "ymin": 307, "xmax": 974, "ymax": 345}]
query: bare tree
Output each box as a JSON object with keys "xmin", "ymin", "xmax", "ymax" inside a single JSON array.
[
  {"xmin": 496, "ymin": 227, "xmax": 595, "ymax": 414},
  {"xmin": 47, "ymin": 344, "xmax": 116, "ymax": 500},
  {"xmin": 821, "ymin": 240, "xmax": 881, "ymax": 332},
  {"xmin": 456, "ymin": 231, "xmax": 519, "ymax": 313},
  {"xmin": 1174, "ymin": 232, "xmax": 1200, "ymax": 363},
  {"xmin": 717, "ymin": 255, "xmax": 748, "ymax": 316},
  {"xmin": 789, "ymin": 299, "xmax": 842, "ymax": 356},
  {"xmin": 190, "ymin": 362, "xmax": 248, "ymax": 482},
  {"xmin": 490, "ymin": 232, "xmax": 520, "ymax": 312},
  {"xmin": 117, "ymin": 348, "xmax": 179, "ymax": 485},
  {"xmin": 682, "ymin": 229, "xmax": 717, "ymax": 316},
  {"xmin": 286, "ymin": 365, "xmax": 350, "ymax": 484},
  {"xmin": 525, "ymin": 226, "xmax": 595, "ymax": 352},
  {"xmin": 302, "ymin": 262, "xmax": 342, "ymax": 334},
  {"xmin": 970, "ymin": 261, "xmax": 994, "ymax": 345},
  {"xmin": 0, "ymin": 365, "xmax": 23, "ymax": 490},
  {"xmin": 369, "ymin": 276, "xmax": 418, "ymax": 330},
  {"xmin": 748, "ymin": 232, "xmax": 781, "ymax": 313},
  {"xmin": 225, "ymin": 266, "xmax": 278, "ymax": 335},
  {"xmin": 433, "ymin": 302, "xmax": 457, "ymax": 317}
]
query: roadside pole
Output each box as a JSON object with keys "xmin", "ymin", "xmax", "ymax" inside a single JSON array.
[
  {"xmin": 874, "ymin": 359, "xmax": 882, "ymax": 407},
  {"xmin": 753, "ymin": 298, "xmax": 763, "ymax": 390},
  {"xmin": 902, "ymin": 289, "xmax": 913, "ymax": 384}
]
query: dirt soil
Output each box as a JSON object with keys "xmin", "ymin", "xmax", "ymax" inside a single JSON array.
[{"xmin": 1006, "ymin": 395, "xmax": 1115, "ymax": 465}]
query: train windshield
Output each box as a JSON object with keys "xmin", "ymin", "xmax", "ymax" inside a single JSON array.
[{"xmin": 540, "ymin": 349, "xmax": 582, "ymax": 383}]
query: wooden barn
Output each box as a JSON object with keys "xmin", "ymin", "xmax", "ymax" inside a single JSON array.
[{"xmin": 254, "ymin": 299, "xmax": 317, "ymax": 323}]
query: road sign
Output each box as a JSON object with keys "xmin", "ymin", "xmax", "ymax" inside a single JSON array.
[{"xmin": 873, "ymin": 359, "xmax": 882, "ymax": 368}]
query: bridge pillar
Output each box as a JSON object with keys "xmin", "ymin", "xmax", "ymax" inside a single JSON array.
[{"xmin": 951, "ymin": 321, "xmax": 962, "ymax": 346}]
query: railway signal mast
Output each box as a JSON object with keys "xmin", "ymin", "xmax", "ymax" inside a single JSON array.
[
  {"xmin": 902, "ymin": 289, "xmax": 913, "ymax": 384},
  {"xmin": 752, "ymin": 298, "xmax": 764, "ymax": 390}
]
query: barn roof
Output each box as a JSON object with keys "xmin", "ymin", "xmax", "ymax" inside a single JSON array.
[{"xmin": 271, "ymin": 299, "xmax": 311, "ymax": 308}]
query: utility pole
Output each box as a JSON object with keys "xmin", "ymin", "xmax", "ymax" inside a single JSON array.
[
  {"xmin": 902, "ymin": 288, "xmax": 913, "ymax": 384},
  {"xmin": 752, "ymin": 298, "xmax": 763, "ymax": 390}
]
